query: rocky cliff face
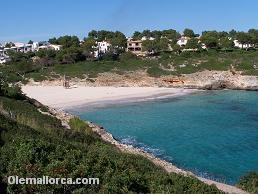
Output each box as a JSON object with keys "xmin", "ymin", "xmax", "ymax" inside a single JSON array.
[{"xmin": 177, "ymin": 71, "xmax": 258, "ymax": 90}]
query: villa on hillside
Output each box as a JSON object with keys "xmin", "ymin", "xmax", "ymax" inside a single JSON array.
[
  {"xmin": 177, "ymin": 36, "xmax": 191, "ymax": 47},
  {"xmin": 37, "ymin": 41, "xmax": 62, "ymax": 51},
  {"xmin": 94, "ymin": 40, "xmax": 111, "ymax": 58},
  {"xmin": 0, "ymin": 41, "xmax": 62, "ymax": 63},
  {"xmin": 49, "ymin": 44, "xmax": 62, "ymax": 51},
  {"xmin": 126, "ymin": 38, "xmax": 146, "ymax": 56},
  {"xmin": 2, "ymin": 42, "xmax": 35, "ymax": 53},
  {"xmin": 0, "ymin": 44, "xmax": 9, "ymax": 64},
  {"xmin": 233, "ymin": 40, "xmax": 254, "ymax": 49},
  {"xmin": 1, "ymin": 41, "xmax": 61, "ymax": 53}
]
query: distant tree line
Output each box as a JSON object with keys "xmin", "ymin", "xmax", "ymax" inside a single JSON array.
[{"xmin": 133, "ymin": 28, "xmax": 258, "ymax": 52}]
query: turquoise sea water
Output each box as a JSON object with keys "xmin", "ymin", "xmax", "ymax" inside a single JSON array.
[{"xmin": 70, "ymin": 90, "xmax": 258, "ymax": 184}]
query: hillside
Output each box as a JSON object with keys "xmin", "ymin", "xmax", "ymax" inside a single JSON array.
[
  {"xmin": 10, "ymin": 51, "xmax": 254, "ymax": 92},
  {"xmin": 24, "ymin": 51, "xmax": 258, "ymax": 80}
]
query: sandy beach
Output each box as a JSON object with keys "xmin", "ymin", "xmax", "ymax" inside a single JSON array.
[{"xmin": 22, "ymin": 86, "xmax": 198, "ymax": 109}]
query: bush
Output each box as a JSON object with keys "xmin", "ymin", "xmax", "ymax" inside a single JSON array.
[
  {"xmin": 100, "ymin": 52, "xmax": 119, "ymax": 61},
  {"xmin": 0, "ymin": 84, "xmax": 24, "ymax": 100},
  {"xmin": 236, "ymin": 172, "xmax": 258, "ymax": 193},
  {"xmin": 119, "ymin": 52, "xmax": 137, "ymax": 61},
  {"xmin": 69, "ymin": 117, "xmax": 93, "ymax": 135}
]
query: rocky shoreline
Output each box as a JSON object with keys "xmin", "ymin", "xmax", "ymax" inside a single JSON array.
[{"xmin": 48, "ymin": 107, "xmax": 248, "ymax": 194}]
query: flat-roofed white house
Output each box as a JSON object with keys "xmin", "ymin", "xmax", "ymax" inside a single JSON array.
[
  {"xmin": 0, "ymin": 57, "xmax": 6, "ymax": 64},
  {"xmin": 36, "ymin": 41, "xmax": 62, "ymax": 51},
  {"xmin": 14, "ymin": 42, "xmax": 35, "ymax": 52},
  {"xmin": 49, "ymin": 44, "xmax": 62, "ymax": 51},
  {"xmin": 94, "ymin": 40, "xmax": 111, "ymax": 58},
  {"xmin": 0, "ymin": 45, "xmax": 5, "ymax": 64},
  {"xmin": 3, "ymin": 42, "xmax": 36, "ymax": 53},
  {"xmin": 0, "ymin": 40, "xmax": 62, "ymax": 63},
  {"xmin": 0, "ymin": 44, "xmax": 3, "ymax": 56},
  {"xmin": 233, "ymin": 40, "xmax": 254, "ymax": 49},
  {"xmin": 177, "ymin": 36, "xmax": 190, "ymax": 47},
  {"xmin": 0, "ymin": 55, "xmax": 10, "ymax": 64},
  {"xmin": 0, "ymin": 45, "xmax": 10, "ymax": 64}
]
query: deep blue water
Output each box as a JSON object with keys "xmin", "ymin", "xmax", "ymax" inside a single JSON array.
[{"xmin": 70, "ymin": 90, "xmax": 258, "ymax": 184}]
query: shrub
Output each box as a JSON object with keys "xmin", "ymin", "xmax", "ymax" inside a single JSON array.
[{"xmin": 236, "ymin": 172, "xmax": 258, "ymax": 193}]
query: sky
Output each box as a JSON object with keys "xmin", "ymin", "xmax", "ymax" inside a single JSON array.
[{"xmin": 1, "ymin": 0, "xmax": 258, "ymax": 43}]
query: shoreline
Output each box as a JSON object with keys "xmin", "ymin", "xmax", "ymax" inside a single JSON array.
[
  {"xmin": 65, "ymin": 91, "xmax": 202, "ymax": 112},
  {"xmin": 22, "ymin": 85, "xmax": 248, "ymax": 194}
]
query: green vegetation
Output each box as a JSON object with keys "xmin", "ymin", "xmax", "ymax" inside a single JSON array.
[
  {"xmin": 183, "ymin": 28, "xmax": 196, "ymax": 38},
  {"xmin": 19, "ymin": 50, "xmax": 257, "ymax": 80},
  {"xmin": 236, "ymin": 172, "xmax": 258, "ymax": 194},
  {"xmin": 0, "ymin": 82, "xmax": 224, "ymax": 193},
  {"xmin": 49, "ymin": 35, "xmax": 80, "ymax": 48},
  {"xmin": 2, "ymin": 28, "xmax": 258, "ymax": 83},
  {"xmin": 133, "ymin": 29, "xmax": 180, "ymax": 42}
]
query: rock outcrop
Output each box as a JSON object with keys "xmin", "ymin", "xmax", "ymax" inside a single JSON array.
[{"xmin": 163, "ymin": 70, "xmax": 258, "ymax": 90}]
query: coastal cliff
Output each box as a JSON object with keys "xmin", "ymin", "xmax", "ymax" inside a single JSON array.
[{"xmin": 177, "ymin": 70, "xmax": 258, "ymax": 90}]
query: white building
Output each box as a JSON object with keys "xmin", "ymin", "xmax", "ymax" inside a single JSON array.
[
  {"xmin": 49, "ymin": 44, "xmax": 62, "ymax": 51},
  {"xmin": 141, "ymin": 36, "xmax": 155, "ymax": 41},
  {"xmin": 3, "ymin": 42, "xmax": 37, "ymax": 53},
  {"xmin": 0, "ymin": 44, "xmax": 3, "ymax": 56},
  {"xmin": 0, "ymin": 50, "xmax": 10, "ymax": 64},
  {"xmin": 233, "ymin": 40, "xmax": 254, "ymax": 49},
  {"xmin": 0, "ymin": 55, "xmax": 10, "ymax": 64},
  {"xmin": 0, "ymin": 40, "xmax": 62, "ymax": 64},
  {"xmin": 94, "ymin": 41, "xmax": 111, "ymax": 57},
  {"xmin": 32, "ymin": 42, "xmax": 39, "ymax": 51},
  {"xmin": 0, "ymin": 45, "xmax": 5, "ymax": 64},
  {"xmin": 14, "ymin": 42, "xmax": 35, "ymax": 52},
  {"xmin": 0, "ymin": 44, "xmax": 9, "ymax": 64},
  {"xmin": 126, "ymin": 38, "xmax": 145, "ymax": 56},
  {"xmin": 177, "ymin": 36, "xmax": 190, "ymax": 47},
  {"xmin": 27, "ymin": 41, "xmax": 62, "ymax": 51}
]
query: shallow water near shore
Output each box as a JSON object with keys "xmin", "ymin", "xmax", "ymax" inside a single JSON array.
[{"xmin": 70, "ymin": 90, "xmax": 258, "ymax": 184}]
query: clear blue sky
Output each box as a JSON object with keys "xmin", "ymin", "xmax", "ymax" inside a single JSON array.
[{"xmin": 1, "ymin": 0, "xmax": 258, "ymax": 43}]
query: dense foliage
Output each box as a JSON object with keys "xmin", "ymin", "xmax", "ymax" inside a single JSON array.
[
  {"xmin": 236, "ymin": 172, "xmax": 258, "ymax": 194},
  {"xmin": 133, "ymin": 29, "xmax": 180, "ymax": 43},
  {"xmin": 13, "ymin": 50, "xmax": 256, "ymax": 82},
  {"xmin": 49, "ymin": 35, "xmax": 80, "ymax": 48},
  {"xmin": 0, "ymin": 90, "xmax": 224, "ymax": 193}
]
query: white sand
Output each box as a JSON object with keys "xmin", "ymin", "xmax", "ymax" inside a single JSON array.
[{"xmin": 22, "ymin": 86, "xmax": 197, "ymax": 109}]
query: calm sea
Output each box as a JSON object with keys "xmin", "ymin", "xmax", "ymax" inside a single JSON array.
[{"xmin": 69, "ymin": 90, "xmax": 258, "ymax": 184}]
